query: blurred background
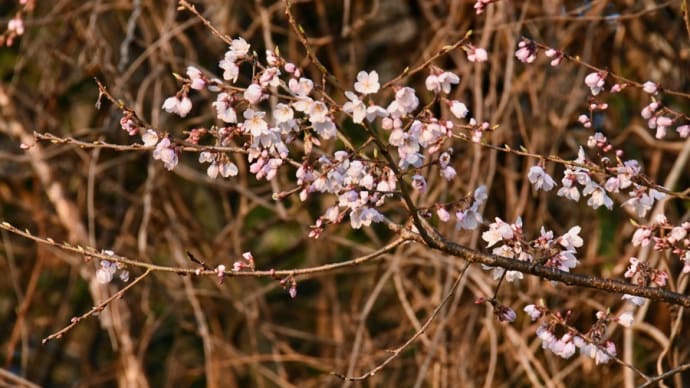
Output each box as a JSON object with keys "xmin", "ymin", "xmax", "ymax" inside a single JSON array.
[{"xmin": 1, "ymin": 0, "xmax": 689, "ymax": 386}]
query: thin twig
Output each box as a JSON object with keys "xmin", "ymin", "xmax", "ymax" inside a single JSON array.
[
  {"xmin": 638, "ymin": 362, "xmax": 690, "ymax": 388},
  {"xmin": 42, "ymin": 269, "xmax": 152, "ymax": 344},
  {"xmin": 333, "ymin": 262, "xmax": 472, "ymax": 380},
  {"xmin": 0, "ymin": 220, "xmax": 406, "ymax": 278}
]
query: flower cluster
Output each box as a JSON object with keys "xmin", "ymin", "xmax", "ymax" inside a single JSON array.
[
  {"xmin": 481, "ymin": 218, "xmax": 584, "ymax": 281},
  {"xmin": 512, "ymin": 39, "xmax": 689, "ymax": 140},
  {"xmin": 631, "ymin": 215, "xmax": 690, "ymax": 274},
  {"xmin": 95, "ymin": 251, "xmax": 130, "ymax": 284},
  {"xmin": 525, "ymin": 304, "xmax": 632, "ymax": 365},
  {"xmin": 522, "ymin": 142, "xmax": 663, "ymax": 215}
]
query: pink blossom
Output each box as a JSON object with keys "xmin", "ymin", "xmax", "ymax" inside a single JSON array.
[
  {"xmin": 676, "ymin": 125, "xmax": 690, "ymax": 138},
  {"xmin": 449, "ymin": 100, "xmax": 469, "ymax": 119},
  {"xmin": 243, "ymin": 109, "xmax": 268, "ymax": 137},
  {"xmin": 624, "ymin": 187, "xmax": 665, "ymax": 218},
  {"xmin": 308, "ymin": 101, "xmax": 330, "ymax": 123},
  {"xmin": 582, "ymin": 182, "xmax": 613, "ymax": 210},
  {"xmin": 365, "ymin": 105, "xmax": 387, "ymax": 122},
  {"xmin": 387, "ymin": 87, "xmax": 419, "ymax": 118},
  {"xmin": 610, "ymin": 83, "xmax": 626, "ymax": 93},
  {"xmin": 212, "ymin": 93, "xmax": 237, "ymax": 123},
  {"xmin": 244, "ymin": 83, "xmax": 264, "ymax": 104},
  {"xmin": 642, "ymin": 81, "xmax": 658, "ymax": 94},
  {"xmin": 641, "ymin": 102, "xmax": 660, "ymax": 119},
  {"xmin": 584, "ymin": 72, "xmax": 606, "ymax": 95},
  {"xmin": 354, "ymin": 70, "xmax": 380, "ymax": 95},
  {"xmin": 219, "ymin": 56, "xmax": 239, "ymax": 82},
  {"xmin": 313, "ymin": 118, "xmax": 337, "ymax": 139},
  {"xmin": 141, "ymin": 129, "xmax": 158, "ymax": 147},
  {"xmin": 515, "ymin": 40, "xmax": 537, "ymax": 63},
  {"xmin": 528, "ymin": 165, "xmax": 556, "ymax": 191},
  {"xmin": 669, "ymin": 226, "xmax": 687, "ymax": 243},
  {"xmin": 482, "ymin": 217, "xmax": 514, "ymax": 247},
  {"xmin": 96, "ymin": 260, "xmax": 116, "ymax": 284},
  {"xmin": 456, "ymin": 203, "xmax": 482, "ymax": 231},
  {"xmin": 186, "ymin": 66, "xmax": 206, "ymax": 90},
  {"xmin": 523, "ymin": 304, "xmax": 542, "ymax": 321},
  {"xmin": 349, "ymin": 207, "xmax": 383, "ymax": 229},
  {"xmin": 436, "ymin": 207, "xmax": 450, "ymax": 222},
  {"xmin": 581, "ymin": 341, "xmax": 616, "ymax": 365},
  {"xmin": 440, "ymin": 165, "xmax": 456, "ymax": 180},
  {"xmin": 152, "ymin": 137, "xmax": 178, "ymax": 170},
  {"xmin": 425, "ymin": 71, "xmax": 459, "ymax": 94},
  {"xmin": 288, "ymin": 77, "xmax": 314, "ymax": 96},
  {"xmin": 559, "ymin": 226, "xmax": 583, "ymax": 249},
  {"xmin": 631, "ymin": 227, "xmax": 652, "ymax": 247},
  {"xmin": 342, "ymin": 91, "xmax": 366, "ymax": 123},
  {"xmin": 494, "ymin": 304, "xmax": 517, "ymax": 323},
  {"xmin": 466, "ymin": 46, "xmax": 488, "ymax": 62},
  {"xmin": 162, "ymin": 95, "xmax": 192, "ymax": 117},
  {"xmin": 474, "ymin": 0, "xmax": 494, "ymax": 14},
  {"xmin": 259, "ymin": 67, "xmax": 281, "ymax": 88},
  {"xmin": 545, "ymin": 48, "xmax": 563, "ymax": 66},
  {"xmin": 578, "ymin": 114, "xmax": 591, "ymax": 128},
  {"xmin": 8, "ymin": 16, "xmax": 24, "ymax": 35}
]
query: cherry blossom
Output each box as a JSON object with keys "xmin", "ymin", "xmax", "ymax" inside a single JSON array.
[
  {"xmin": 515, "ymin": 39, "xmax": 537, "ymax": 63},
  {"xmin": 527, "ymin": 165, "xmax": 556, "ymax": 191},
  {"xmin": 243, "ymin": 83, "xmax": 264, "ymax": 105},
  {"xmin": 436, "ymin": 207, "xmax": 451, "ymax": 222},
  {"xmin": 544, "ymin": 48, "xmax": 563, "ymax": 66},
  {"xmin": 642, "ymin": 81, "xmax": 658, "ymax": 95},
  {"xmin": 523, "ymin": 304, "xmax": 542, "ymax": 321},
  {"xmin": 581, "ymin": 341, "xmax": 616, "ymax": 365},
  {"xmin": 466, "ymin": 45, "xmax": 488, "ymax": 62},
  {"xmin": 583, "ymin": 182, "xmax": 613, "ymax": 210},
  {"xmin": 449, "ymin": 100, "xmax": 469, "ymax": 119},
  {"xmin": 212, "ymin": 93, "xmax": 237, "ymax": 123},
  {"xmin": 387, "ymin": 87, "xmax": 419, "ymax": 118},
  {"xmin": 584, "ymin": 72, "xmax": 606, "ymax": 95},
  {"xmin": 676, "ymin": 124, "xmax": 690, "ymax": 137},
  {"xmin": 141, "ymin": 129, "xmax": 158, "ymax": 147},
  {"xmin": 226, "ymin": 37, "xmax": 250, "ymax": 61},
  {"xmin": 186, "ymin": 66, "xmax": 206, "ymax": 90},
  {"xmin": 425, "ymin": 70, "xmax": 459, "ymax": 94},
  {"xmin": 353, "ymin": 70, "xmax": 380, "ymax": 95},
  {"xmin": 162, "ymin": 95, "xmax": 192, "ymax": 117},
  {"xmin": 623, "ymin": 186, "xmax": 665, "ymax": 218},
  {"xmin": 342, "ymin": 91, "xmax": 366, "ymax": 123},
  {"xmin": 152, "ymin": 137, "xmax": 178, "ymax": 170},
  {"xmin": 289, "ymin": 77, "xmax": 314, "ymax": 96},
  {"xmin": 219, "ymin": 55, "xmax": 240, "ymax": 83},
  {"xmin": 350, "ymin": 206, "xmax": 383, "ymax": 229},
  {"xmin": 640, "ymin": 101, "xmax": 660, "ymax": 119},
  {"xmin": 482, "ymin": 217, "xmax": 515, "ymax": 247}
]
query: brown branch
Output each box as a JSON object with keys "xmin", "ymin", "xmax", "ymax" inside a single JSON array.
[
  {"xmin": 400, "ymin": 228, "xmax": 690, "ymax": 308},
  {"xmin": 638, "ymin": 362, "xmax": 690, "ymax": 388},
  {"xmin": 0, "ymin": 220, "xmax": 406, "ymax": 278}
]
